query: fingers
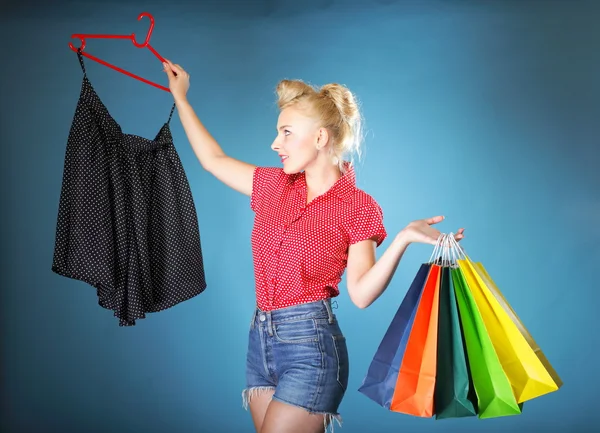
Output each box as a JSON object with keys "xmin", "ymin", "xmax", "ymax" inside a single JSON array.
[
  {"xmin": 163, "ymin": 59, "xmax": 188, "ymax": 78},
  {"xmin": 170, "ymin": 60, "xmax": 187, "ymax": 76},
  {"xmin": 424, "ymin": 215, "xmax": 444, "ymax": 225},
  {"xmin": 176, "ymin": 65, "xmax": 189, "ymax": 78},
  {"xmin": 162, "ymin": 62, "xmax": 174, "ymax": 77},
  {"xmin": 454, "ymin": 228, "xmax": 465, "ymax": 242}
]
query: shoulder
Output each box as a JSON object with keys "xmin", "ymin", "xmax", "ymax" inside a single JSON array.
[
  {"xmin": 251, "ymin": 166, "xmax": 294, "ymax": 212},
  {"xmin": 252, "ymin": 166, "xmax": 293, "ymax": 190},
  {"xmin": 342, "ymin": 187, "xmax": 387, "ymax": 246},
  {"xmin": 347, "ymin": 187, "xmax": 384, "ymax": 214},
  {"xmin": 253, "ymin": 166, "xmax": 285, "ymax": 183}
]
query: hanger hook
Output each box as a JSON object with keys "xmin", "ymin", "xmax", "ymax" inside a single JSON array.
[{"xmin": 132, "ymin": 12, "xmax": 155, "ymax": 48}]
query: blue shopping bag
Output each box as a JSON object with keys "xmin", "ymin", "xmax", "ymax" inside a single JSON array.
[{"xmin": 358, "ymin": 263, "xmax": 430, "ymax": 408}]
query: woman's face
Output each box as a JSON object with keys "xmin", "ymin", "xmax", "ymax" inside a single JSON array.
[{"xmin": 271, "ymin": 104, "xmax": 324, "ymax": 174}]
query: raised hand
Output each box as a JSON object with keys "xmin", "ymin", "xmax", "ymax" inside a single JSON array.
[
  {"xmin": 163, "ymin": 59, "xmax": 190, "ymax": 101},
  {"xmin": 398, "ymin": 215, "xmax": 464, "ymax": 246}
]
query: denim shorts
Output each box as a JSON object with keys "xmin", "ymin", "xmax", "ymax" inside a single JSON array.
[{"xmin": 242, "ymin": 299, "xmax": 349, "ymax": 429}]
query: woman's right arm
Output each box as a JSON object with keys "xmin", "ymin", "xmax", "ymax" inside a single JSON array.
[{"xmin": 163, "ymin": 59, "xmax": 256, "ymax": 197}]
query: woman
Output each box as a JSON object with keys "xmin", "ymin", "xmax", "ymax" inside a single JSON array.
[{"xmin": 162, "ymin": 59, "xmax": 464, "ymax": 433}]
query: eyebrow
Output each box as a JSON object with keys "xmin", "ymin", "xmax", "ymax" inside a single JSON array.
[{"xmin": 278, "ymin": 125, "xmax": 292, "ymax": 131}]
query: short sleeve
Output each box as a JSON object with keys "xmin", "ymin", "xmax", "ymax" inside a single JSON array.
[
  {"xmin": 348, "ymin": 201, "xmax": 387, "ymax": 247},
  {"xmin": 250, "ymin": 166, "xmax": 284, "ymax": 213}
]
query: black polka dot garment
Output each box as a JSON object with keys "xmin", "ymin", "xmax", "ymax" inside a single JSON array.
[{"xmin": 52, "ymin": 50, "xmax": 207, "ymax": 326}]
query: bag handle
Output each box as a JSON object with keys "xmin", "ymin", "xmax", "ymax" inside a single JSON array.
[{"xmin": 427, "ymin": 233, "xmax": 446, "ymax": 264}]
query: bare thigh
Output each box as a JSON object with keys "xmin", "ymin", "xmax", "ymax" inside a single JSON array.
[
  {"xmin": 261, "ymin": 399, "xmax": 329, "ymax": 433},
  {"xmin": 249, "ymin": 388, "xmax": 276, "ymax": 433}
]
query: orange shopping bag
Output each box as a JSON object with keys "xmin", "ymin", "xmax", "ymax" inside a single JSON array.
[{"xmin": 389, "ymin": 263, "xmax": 441, "ymax": 417}]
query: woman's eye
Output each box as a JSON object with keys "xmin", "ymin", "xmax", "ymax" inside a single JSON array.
[{"xmin": 284, "ymin": 130, "xmax": 291, "ymax": 136}]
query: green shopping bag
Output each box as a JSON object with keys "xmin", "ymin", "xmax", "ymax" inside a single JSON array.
[
  {"xmin": 434, "ymin": 266, "xmax": 478, "ymax": 419},
  {"xmin": 451, "ymin": 267, "xmax": 523, "ymax": 419}
]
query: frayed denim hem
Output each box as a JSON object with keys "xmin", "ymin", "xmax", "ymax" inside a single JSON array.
[
  {"xmin": 241, "ymin": 387, "xmax": 343, "ymax": 432},
  {"xmin": 271, "ymin": 394, "xmax": 343, "ymax": 433},
  {"xmin": 241, "ymin": 386, "xmax": 276, "ymax": 410}
]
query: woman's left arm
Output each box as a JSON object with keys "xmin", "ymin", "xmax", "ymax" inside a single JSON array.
[{"xmin": 346, "ymin": 216, "xmax": 464, "ymax": 309}]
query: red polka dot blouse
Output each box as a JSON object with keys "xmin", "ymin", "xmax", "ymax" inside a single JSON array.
[{"xmin": 250, "ymin": 164, "xmax": 387, "ymax": 311}]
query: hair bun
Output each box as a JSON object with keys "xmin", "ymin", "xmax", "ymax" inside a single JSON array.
[
  {"xmin": 276, "ymin": 79, "xmax": 316, "ymax": 109},
  {"xmin": 319, "ymin": 84, "xmax": 359, "ymax": 124}
]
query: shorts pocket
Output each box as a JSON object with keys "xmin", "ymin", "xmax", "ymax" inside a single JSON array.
[
  {"xmin": 332, "ymin": 335, "xmax": 349, "ymax": 392},
  {"xmin": 273, "ymin": 318, "xmax": 318, "ymax": 344}
]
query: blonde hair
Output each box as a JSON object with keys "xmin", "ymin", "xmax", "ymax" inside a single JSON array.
[{"xmin": 275, "ymin": 79, "xmax": 363, "ymax": 173}]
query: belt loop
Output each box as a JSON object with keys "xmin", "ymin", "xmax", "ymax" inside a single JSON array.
[
  {"xmin": 323, "ymin": 299, "xmax": 334, "ymax": 324},
  {"xmin": 266, "ymin": 311, "xmax": 274, "ymax": 336}
]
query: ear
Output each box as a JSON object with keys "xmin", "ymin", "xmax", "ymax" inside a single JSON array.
[{"xmin": 316, "ymin": 127, "xmax": 329, "ymax": 150}]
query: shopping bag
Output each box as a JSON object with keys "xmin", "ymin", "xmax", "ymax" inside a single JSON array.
[
  {"xmin": 358, "ymin": 263, "xmax": 430, "ymax": 408},
  {"xmin": 434, "ymin": 265, "xmax": 478, "ymax": 419},
  {"xmin": 389, "ymin": 264, "xmax": 441, "ymax": 417},
  {"xmin": 472, "ymin": 262, "xmax": 562, "ymax": 390},
  {"xmin": 457, "ymin": 256, "xmax": 561, "ymax": 402},
  {"xmin": 451, "ymin": 266, "xmax": 523, "ymax": 419}
]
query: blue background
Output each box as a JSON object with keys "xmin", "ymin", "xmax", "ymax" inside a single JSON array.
[{"xmin": 1, "ymin": 0, "xmax": 598, "ymax": 432}]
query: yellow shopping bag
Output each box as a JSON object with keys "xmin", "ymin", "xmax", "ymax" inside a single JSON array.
[
  {"xmin": 472, "ymin": 262, "xmax": 563, "ymax": 390},
  {"xmin": 450, "ymin": 238, "xmax": 560, "ymax": 403}
]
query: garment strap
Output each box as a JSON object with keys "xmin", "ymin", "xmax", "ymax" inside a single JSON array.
[
  {"xmin": 167, "ymin": 102, "xmax": 176, "ymax": 124},
  {"xmin": 76, "ymin": 48, "xmax": 87, "ymax": 76},
  {"xmin": 77, "ymin": 47, "xmax": 176, "ymax": 125}
]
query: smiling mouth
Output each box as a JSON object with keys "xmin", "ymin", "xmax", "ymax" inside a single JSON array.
[{"xmin": 280, "ymin": 156, "xmax": 289, "ymax": 162}]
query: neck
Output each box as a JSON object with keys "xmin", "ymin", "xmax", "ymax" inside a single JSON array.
[{"xmin": 304, "ymin": 162, "xmax": 341, "ymax": 201}]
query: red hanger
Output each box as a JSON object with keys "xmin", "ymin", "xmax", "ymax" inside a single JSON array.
[{"xmin": 68, "ymin": 12, "xmax": 170, "ymax": 92}]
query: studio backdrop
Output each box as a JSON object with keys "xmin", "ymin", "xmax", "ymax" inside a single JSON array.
[{"xmin": 1, "ymin": 1, "xmax": 598, "ymax": 432}]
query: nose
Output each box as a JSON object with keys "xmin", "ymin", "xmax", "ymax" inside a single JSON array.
[{"xmin": 271, "ymin": 138, "xmax": 280, "ymax": 152}]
